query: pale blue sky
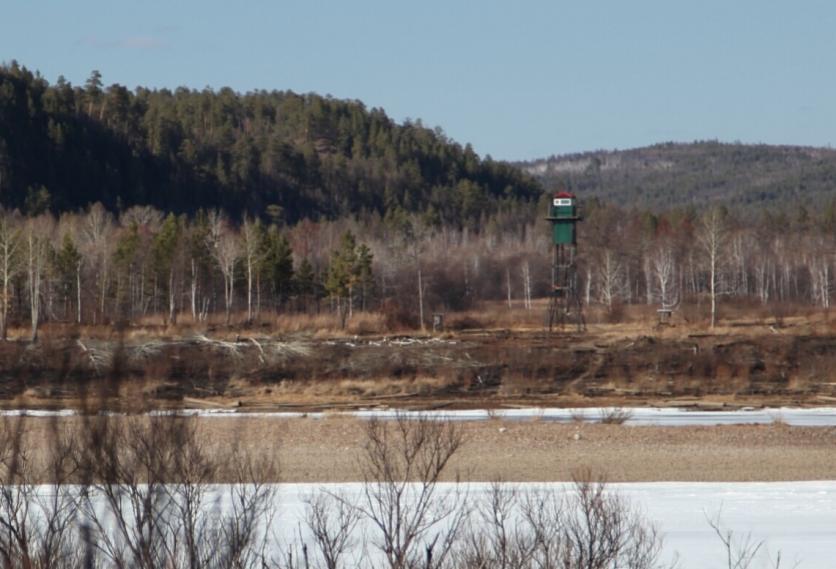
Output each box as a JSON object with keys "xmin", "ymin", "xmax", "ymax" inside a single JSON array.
[{"xmin": 2, "ymin": 0, "xmax": 835, "ymax": 160}]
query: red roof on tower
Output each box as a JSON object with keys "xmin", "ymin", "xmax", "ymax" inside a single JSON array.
[{"xmin": 554, "ymin": 191, "xmax": 575, "ymax": 199}]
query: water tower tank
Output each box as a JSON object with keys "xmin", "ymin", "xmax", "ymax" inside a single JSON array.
[{"xmin": 547, "ymin": 191, "xmax": 578, "ymax": 245}]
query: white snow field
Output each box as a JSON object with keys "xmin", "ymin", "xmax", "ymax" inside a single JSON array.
[{"xmin": 270, "ymin": 481, "xmax": 835, "ymax": 569}]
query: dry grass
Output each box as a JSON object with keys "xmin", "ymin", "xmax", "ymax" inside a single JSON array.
[{"xmin": 16, "ymin": 299, "xmax": 836, "ymax": 344}]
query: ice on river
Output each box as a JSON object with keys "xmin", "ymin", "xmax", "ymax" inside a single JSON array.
[
  {"xmin": 149, "ymin": 406, "xmax": 836, "ymax": 426},
  {"xmin": 271, "ymin": 481, "xmax": 835, "ymax": 569},
  {"xmin": 6, "ymin": 406, "xmax": 836, "ymax": 426}
]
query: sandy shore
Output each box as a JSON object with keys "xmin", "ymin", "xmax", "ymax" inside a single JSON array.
[{"xmin": 12, "ymin": 416, "xmax": 836, "ymax": 482}]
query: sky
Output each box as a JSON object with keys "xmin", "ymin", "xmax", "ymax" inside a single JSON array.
[{"xmin": 2, "ymin": 0, "xmax": 836, "ymax": 161}]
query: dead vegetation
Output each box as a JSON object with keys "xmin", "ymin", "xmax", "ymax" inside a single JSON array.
[
  {"xmin": 597, "ymin": 407, "xmax": 634, "ymax": 424},
  {"xmin": 1, "ymin": 303, "xmax": 836, "ymax": 412}
]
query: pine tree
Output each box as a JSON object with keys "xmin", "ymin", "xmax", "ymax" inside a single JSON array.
[
  {"xmin": 263, "ymin": 225, "xmax": 294, "ymax": 311},
  {"xmin": 151, "ymin": 214, "xmax": 181, "ymax": 324},
  {"xmin": 325, "ymin": 231, "xmax": 374, "ymax": 326},
  {"xmin": 294, "ymin": 257, "xmax": 318, "ymax": 312},
  {"xmin": 51, "ymin": 233, "xmax": 83, "ymax": 321},
  {"xmin": 326, "ymin": 232, "xmax": 357, "ymax": 327},
  {"xmin": 356, "ymin": 243, "xmax": 373, "ymax": 311}
]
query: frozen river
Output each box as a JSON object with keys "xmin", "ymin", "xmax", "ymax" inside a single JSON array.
[
  {"xmin": 155, "ymin": 405, "xmax": 836, "ymax": 426},
  {"xmin": 273, "ymin": 481, "xmax": 836, "ymax": 569},
  {"xmin": 7, "ymin": 406, "xmax": 836, "ymax": 426}
]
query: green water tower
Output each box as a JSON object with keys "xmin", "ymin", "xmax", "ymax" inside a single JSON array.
[
  {"xmin": 546, "ymin": 191, "xmax": 580, "ymax": 245},
  {"xmin": 544, "ymin": 190, "xmax": 585, "ymax": 332}
]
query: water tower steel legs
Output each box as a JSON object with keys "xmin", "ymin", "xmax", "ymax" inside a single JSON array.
[{"xmin": 547, "ymin": 243, "xmax": 585, "ymax": 332}]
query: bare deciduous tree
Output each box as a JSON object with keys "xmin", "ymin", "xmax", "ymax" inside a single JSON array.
[
  {"xmin": 24, "ymin": 215, "xmax": 54, "ymax": 342},
  {"xmin": 357, "ymin": 415, "xmax": 469, "ymax": 569},
  {"xmin": 241, "ymin": 216, "xmax": 265, "ymax": 323},
  {"xmin": 77, "ymin": 417, "xmax": 276, "ymax": 569},
  {"xmin": 304, "ymin": 492, "xmax": 362, "ymax": 569},
  {"xmin": 80, "ymin": 204, "xmax": 115, "ymax": 324},
  {"xmin": 651, "ymin": 243, "xmax": 677, "ymax": 312},
  {"xmin": 596, "ymin": 248, "xmax": 626, "ymax": 311},
  {"xmin": 0, "ymin": 211, "xmax": 21, "ymax": 340},
  {"xmin": 698, "ymin": 209, "xmax": 727, "ymax": 328},
  {"xmin": 457, "ymin": 472, "xmax": 665, "ymax": 569},
  {"xmin": 0, "ymin": 420, "xmax": 82, "ymax": 569},
  {"xmin": 207, "ymin": 211, "xmax": 242, "ymax": 326}
]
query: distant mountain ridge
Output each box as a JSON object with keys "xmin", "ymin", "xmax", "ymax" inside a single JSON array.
[{"xmin": 519, "ymin": 141, "xmax": 836, "ymax": 212}]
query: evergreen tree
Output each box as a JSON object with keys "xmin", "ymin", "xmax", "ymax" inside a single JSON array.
[
  {"xmin": 356, "ymin": 243, "xmax": 374, "ymax": 311},
  {"xmin": 294, "ymin": 257, "xmax": 319, "ymax": 312},
  {"xmin": 262, "ymin": 225, "xmax": 294, "ymax": 311},
  {"xmin": 51, "ymin": 233, "xmax": 83, "ymax": 321},
  {"xmin": 325, "ymin": 231, "xmax": 374, "ymax": 326},
  {"xmin": 151, "ymin": 214, "xmax": 181, "ymax": 323},
  {"xmin": 113, "ymin": 222, "xmax": 141, "ymax": 318}
]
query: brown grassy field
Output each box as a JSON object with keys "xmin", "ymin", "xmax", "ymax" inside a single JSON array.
[{"xmin": 11, "ymin": 298, "xmax": 833, "ymax": 341}]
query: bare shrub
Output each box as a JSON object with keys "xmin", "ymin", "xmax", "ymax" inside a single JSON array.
[
  {"xmin": 564, "ymin": 470, "xmax": 663, "ymax": 569},
  {"xmin": 0, "ymin": 419, "xmax": 82, "ymax": 569},
  {"xmin": 457, "ymin": 471, "xmax": 665, "ymax": 569},
  {"xmin": 598, "ymin": 407, "xmax": 634, "ymax": 425},
  {"xmin": 458, "ymin": 482, "xmax": 538, "ymax": 569},
  {"xmin": 446, "ymin": 315, "xmax": 486, "ymax": 331},
  {"xmin": 707, "ymin": 509, "xmax": 789, "ymax": 569},
  {"xmin": 356, "ymin": 414, "xmax": 469, "ymax": 569},
  {"xmin": 304, "ymin": 492, "xmax": 362, "ymax": 569},
  {"xmin": 76, "ymin": 417, "xmax": 276, "ymax": 569},
  {"xmin": 380, "ymin": 299, "xmax": 419, "ymax": 332},
  {"xmin": 606, "ymin": 301, "xmax": 627, "ymax": 324}
]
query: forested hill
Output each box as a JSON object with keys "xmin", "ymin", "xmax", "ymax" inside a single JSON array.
[
  {"xmin": 0, "ymin": 63, "xmax": 542, "ymax": 223},
  {"xmin": 520, "ymin": 142, "xmax": 836, "ymax": 213}
]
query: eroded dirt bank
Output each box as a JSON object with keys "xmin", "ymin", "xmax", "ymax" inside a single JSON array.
[{"xmin": 3, "ymin": 329, "xmax": 836, "ymax": 411}]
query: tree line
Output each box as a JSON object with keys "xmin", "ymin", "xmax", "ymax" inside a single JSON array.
[
  {"xmin": 0, "ymin": 204, "xmax": 379, "ymax": 340},
  {"xmin": 1, "ymin": 195, "xmax": 835, "ymax": 338},
  {"xmin": 0, "ymin": 62, "xmax": 541, "ymax": 225}
]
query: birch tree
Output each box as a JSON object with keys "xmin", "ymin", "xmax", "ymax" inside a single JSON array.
[
  {"xmin": 596, "ymin": 248, "xmax": 625, "ymax": 311},
  {"xmin": 25, "ymin": 215, "xmax": 54, "ymax": 341},
  {"xmin": 697, "ymin": 208, "xmax": 727, "ymax": 327},
  {"xmin": 207, "ymin": 212, "xmax": 241, "ymax": 325},
  {"xmin": 0, "ymin": 211, "xmax": 21, "ymax": 339},
  {"xmin": 521, "ymin": 260, "xmax": 532, "ymax": 310},
  {"xmin": 651, "ymin": 243, "xmax": 677, "ymax": 310},
  {"xmin": 241, "ymin": 216, "xmax": 265, "ymax": 322},
  {"xmin": 80, "ymin": 203, "xmax": 114, "ymax": 324}
]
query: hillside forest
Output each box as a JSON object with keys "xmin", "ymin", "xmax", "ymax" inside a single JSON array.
[
  {"xmin": 521, "ymin": 141, "xmax": 836, "ymax": 213},
  {"xmin": 2, "ymin": 62, "xmax": 836, "ymax": 338}
]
